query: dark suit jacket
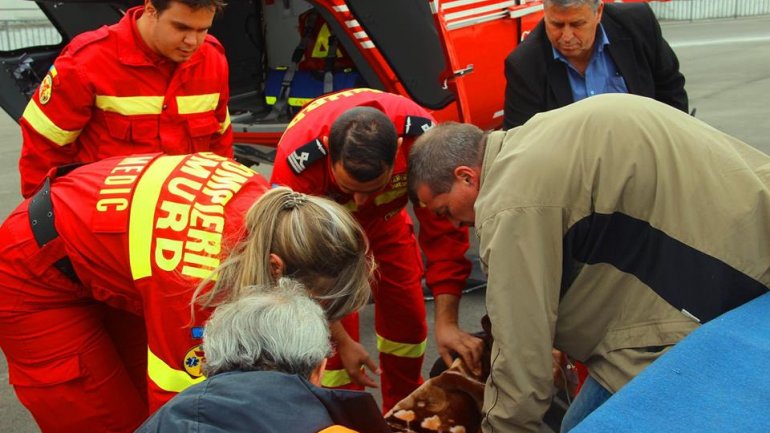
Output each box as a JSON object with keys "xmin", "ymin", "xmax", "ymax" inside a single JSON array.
[{"xmin": 503, "ymin": 3, "xmax": 688, "ymax": 129}]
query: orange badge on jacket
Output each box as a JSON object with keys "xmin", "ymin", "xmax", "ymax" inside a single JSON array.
[
  {"xmin": 38, "ymin": 66, "xmax": 57, "ymax": 104},
  {"xmin": 183, "ymin": 345, "xmax": 205, "ymax": 378}
]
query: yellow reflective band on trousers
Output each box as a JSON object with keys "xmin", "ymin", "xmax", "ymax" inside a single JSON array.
[
  {"xmin": 22, "ymin": 101, "xmax": 81, "ymax": 146},
  {"xmin": 219, "ymin": 109, "xmax": 231, "ymax": 134},
  {"xmin": 377, "ymin": 334, "xmax": 426, "ymax": 358},
  {"xmin": 129, "ymin": 155, "xmax": 186, "ymax": 280},
  {"xmin": 147, "ymin": 348, "xmax": 205, "ymax": 393},
  {"xmin": 95, "ymin": 95, "xmax": 164, "ymax": 115},
  {"xmin": 319, "ymin": 426, "xmax": 358, "ymax": 433},
  {"xmin": 176, "ymin": 93, "xmax": 220, "ymax": 114},
  {"xmin": 320, "ymin": 368, "xmax": 352, "ymax": 388}
]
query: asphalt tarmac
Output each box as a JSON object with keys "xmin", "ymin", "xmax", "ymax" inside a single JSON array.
[{"xmin": 1, "ymin": 14, "xmax": 769, "ymax": 433}]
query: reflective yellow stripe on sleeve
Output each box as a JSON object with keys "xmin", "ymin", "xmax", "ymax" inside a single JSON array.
[
  {"xmin": 374, "ymin": 188, "xmax": 406, "ymax": 206},
  {"xmin": 129, "ymin": 155, "xmax": 186, "ymax": 280},
  {"xmin": 320, "ymin": 368, "xmax": 352, "ymax": 388},
  {"xmin": 147, "ymin": 348, "xmax": 205, "ymax": 393},
  {"xmin": 176, "ymin": 93, "xmax": 220, "ymax": 114},
  {"xmin": 22, "ymin": 101, "xmax": 81, "ymax": 146},
  {"xmin": 377, "ymin": 334, "xmax": 426, "ymax": 359},
  {"xmin": 319, "ymin": 426, "xmax": 358, "ymax": 433},
  {"xmin": 95, "ymin": 95, "xmax": 164, "ymax": 115},
  {"xmin": 219, "ymin": 108, "xmax": 231, "ymax": 134}
]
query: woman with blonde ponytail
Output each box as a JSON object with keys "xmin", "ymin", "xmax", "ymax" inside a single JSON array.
[{"xmin": 194, "ymin": 186, "xmax": 374, "ymax": 321}]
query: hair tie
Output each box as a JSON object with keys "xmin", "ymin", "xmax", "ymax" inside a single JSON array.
[{"xmin": 283, "ymin": 192, "xmax": 308, "ymax": 209}]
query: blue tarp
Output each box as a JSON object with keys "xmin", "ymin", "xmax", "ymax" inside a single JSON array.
[{"xmin": 573, "ymin": 292, "xmax": 770, "ymax": 432}]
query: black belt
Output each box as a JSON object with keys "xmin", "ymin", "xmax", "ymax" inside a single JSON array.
[{"xmin": 28, "ymin": 177, "xmax": 81, "ymax": 284}]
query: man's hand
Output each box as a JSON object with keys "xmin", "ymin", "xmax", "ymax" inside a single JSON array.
[
  {"xmin": 330, "ymin": 321, "xmax": 381, "ymax": 388},
  {"xmin": 434, "ymin": 294, "xmax": 485, "ymax": 376}
]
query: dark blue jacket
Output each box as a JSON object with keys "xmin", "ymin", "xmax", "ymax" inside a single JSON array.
[{"xmin": 135, "ymin": 370, "xmax": 391, "ymax": 433}]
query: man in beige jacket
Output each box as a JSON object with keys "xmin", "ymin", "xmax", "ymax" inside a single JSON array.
[{"xmin": 408, "ymin": 93, "xmax": 770, "ymax": 433}]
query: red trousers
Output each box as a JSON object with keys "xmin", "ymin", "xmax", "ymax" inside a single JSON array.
[
  {"xmin": 324, "ymin": 210, "xmax": 427, "ymax": 411},
  {"xmin": 0, "ymin": 207, "xmax": 148, "ymax": 433}
]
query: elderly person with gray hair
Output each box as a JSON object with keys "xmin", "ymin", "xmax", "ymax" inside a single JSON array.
[
  {"xmin": 503, "ymin": 0, "xmax": 688, "ymax": 129},
  {"xmin": 136, "ymin": 279, "xmax": 390, "ymax": 433}
]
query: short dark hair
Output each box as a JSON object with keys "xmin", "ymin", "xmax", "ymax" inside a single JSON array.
[
  {"xmin": 408, "ymin": 122, "xmax": 485, "ymax": 199},
  {"xmin": 151, "ymin": 0, "xmax": 227, "ymax": 13},
  {"xmin": 328, "ymin": 107, "xmax": 398, "ymax": 182}
]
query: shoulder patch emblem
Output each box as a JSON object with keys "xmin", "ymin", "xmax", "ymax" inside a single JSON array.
[
  {"xmin": 38, "ymin": 67, "xmax": 57, "ymax": 105},
  {"xmin": 287, "ymin": 138, "xmax": 327, "ymax": 174},
  {"xmin": 183, "ymin": 344, "xmax": 205, "ymax": 378},
  {"xmin": 404, "ymin": 116, "xmax": 434, "ymax": 136}
]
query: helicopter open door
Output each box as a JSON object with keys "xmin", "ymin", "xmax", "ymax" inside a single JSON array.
[{"xmin": 430, "ymin": 0, "xmax": 544, "ymax": 130}]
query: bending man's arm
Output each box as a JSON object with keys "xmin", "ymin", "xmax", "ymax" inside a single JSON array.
[
  {"xmin": 480, "ymin": 207, "xmax": 563, "ymax": 433},
  {"xmin": 413, "ymin": 204, "xmax": 482, "ymax": 372},
  {"xmin": 434, "ymin": 293, "xmax": 484, "ymax": 375}
]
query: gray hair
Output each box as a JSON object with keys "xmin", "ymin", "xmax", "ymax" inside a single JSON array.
[
  {"xmin": 408, "ymin": 122, "xmax": 485, "ymax": 198},
  {"xmin": 543, "ymin": 0, "xmax": 601, "ymax": 12},
  {"xmin": 201, "ymin": 278, "xmax": 332, "ymax": 379}
]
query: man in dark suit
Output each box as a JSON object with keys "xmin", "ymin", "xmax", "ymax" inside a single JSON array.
[{"xmin": 503, "ymin": 0, "xmax": 688, "ymax": 129}]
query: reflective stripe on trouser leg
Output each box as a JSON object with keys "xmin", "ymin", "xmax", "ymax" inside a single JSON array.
[
  {"xmin": 369, "ymin": 211, "xmax": 427, "ymax": 411},
  {"xmin": 322, "ymin": 312, "xmax": 363, "ymax": 390},
  {"xmin": 377, "ymin": 333, "xmax": 426, "ymax": 409}
]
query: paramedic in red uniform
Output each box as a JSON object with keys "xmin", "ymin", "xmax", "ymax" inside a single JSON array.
[
  {"xmin": 0, "ymin": 152, "xmax": 373, "ymax": 433},
  {"xmin": 271, "ymin": 88, "xmax": 484, "ymax": 410},
  {"xmin": 18, "ymin": 0, "xmax": 233, "ymax": 198}
]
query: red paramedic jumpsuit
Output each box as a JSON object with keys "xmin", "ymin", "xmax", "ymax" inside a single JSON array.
[
  {"xmin": 18, "ymin": 6, "xmax": 233, "ymax": 198},
  {"xmin": 0, "ymin": 152, "xmax": 267, "ymax": 433},
  {"xmin": 270, "ymin": 88, "xmax": 471, "ymax": 410}
]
